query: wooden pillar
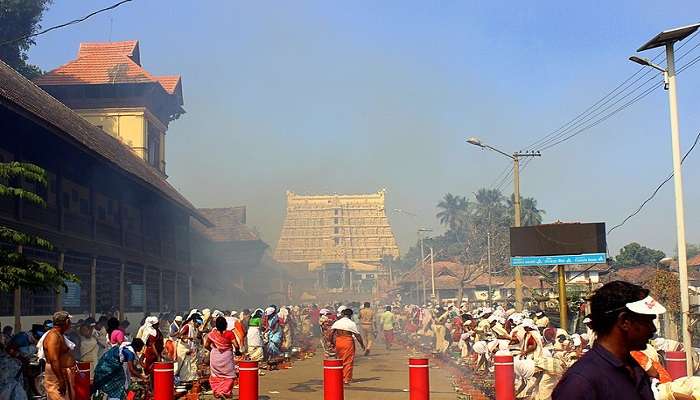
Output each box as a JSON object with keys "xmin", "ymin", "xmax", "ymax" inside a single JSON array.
[
  {"xmin": 55, "ymin": 252, "xmax": 65, "ymax": 311},
  {"xmin": 174, "ymin": 272, "xmax": 179, "ymax": 314},
  {"xmin": 90, "ymin": 256, "xmax": 97, "ymax": 318},
  {"xmin": 188, "ymin": 274, "xmax": 193, "ymax": 310},
  {"xmin": 56, "ymin": 168, "xmax": 64, "ymax": 232},
  {"xmin": 143, "ymin": 266, "xmax": 148, "ymax": 314},
  {"xmin": 119, "ymin": 262, "xmax": 125, "ymax": 320},
  {"xmin": 159, "ymin": 269, "xmax": 164, "ymax": 313},
  {"xmin": 89, "ymin": 180, "xmax": 96, "ymax": 239},
  {"xmin": 14, "ymin": 245, "xmax": 23, "ymax": 332}
]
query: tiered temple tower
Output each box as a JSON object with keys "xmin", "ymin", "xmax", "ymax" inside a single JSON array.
[{"xmin": 274, "ymin": 190, "xmax": 399, "ymax": 291}]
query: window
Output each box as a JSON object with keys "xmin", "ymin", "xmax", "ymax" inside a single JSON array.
[
  {"xmin": 62, "ymin": 193, "xmax": 70, "ymax": 209},
  {"xmin": 97, "ymin": 206, "xmax": 106, "ymax": 221},
  {"xmin": 334, "ymin": 227, "xmax": 340, "ymax": 234},
  {"xmin": 71, "ymin": 189, "xmax": 78, "ymax": 202}
]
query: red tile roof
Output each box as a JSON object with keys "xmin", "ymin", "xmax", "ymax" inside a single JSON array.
[
  {"xmin": 192, "ymin": 207, "xmax": 261, "ymax": 242},
  {"xmin": 34, "ymin": 40, "xmax": 182, "ymax": 99},
  {"xmin": 78, "ymin": 41, "xmax": 139, "ymax": 60}
]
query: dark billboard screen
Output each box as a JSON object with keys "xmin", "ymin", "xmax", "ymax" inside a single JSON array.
[{"xmin": 509, "ymin": 223, "xmax": 606, "ymax": 257}]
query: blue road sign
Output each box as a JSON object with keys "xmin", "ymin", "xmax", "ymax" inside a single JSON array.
[{"xmin": 510, "ymin": 252, "xmax": 607, "ymax": 267}]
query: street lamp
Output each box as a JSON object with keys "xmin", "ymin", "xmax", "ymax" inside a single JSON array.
[
  {"xmin": 393, "ymin": 209, "xmax": 434, "ymax": 305},
  {"xmin": 466, "ymin": 137, "xmax": 541, "ymax": 311},
  {"xmin": 631, "ymin": 22, "xmax": 700, "ymax": 376}
]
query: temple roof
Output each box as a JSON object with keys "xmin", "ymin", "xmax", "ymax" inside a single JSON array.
[{"xmin": 34, "ymin": 40, "xmax": 183, "ymax": 104}]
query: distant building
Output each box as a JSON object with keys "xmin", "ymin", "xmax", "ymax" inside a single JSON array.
[
  {"xmin": 34, "ymin": 41, "xmax": 183, "ymax": 177},
  {"xmin": 274, "ymin": 190, "xmax": 399, "ymax": 293},
  {"xmin": 190, "ymin": 207, "xmax": 269, "ymax": 307}
]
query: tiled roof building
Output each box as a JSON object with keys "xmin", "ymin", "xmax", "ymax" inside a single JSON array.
[{"xmin": 34, "ymin": 40, "xmax": 183, "ymax": 178}]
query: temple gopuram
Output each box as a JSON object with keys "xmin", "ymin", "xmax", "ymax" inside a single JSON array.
[{"xmin": 274, "ymin": 190, "xmax": 399, "ymax": 294}]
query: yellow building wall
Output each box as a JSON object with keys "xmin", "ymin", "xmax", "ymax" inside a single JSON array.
[
  {"xmin": 76, "ymin": 108, "xmax": 167, "ymax": 177},
  {"xmin": 77, "ymin": 108, "xmax": 148, "ymax": 159}
]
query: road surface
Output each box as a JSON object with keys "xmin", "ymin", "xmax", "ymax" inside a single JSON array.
[{"xmin": 229, "ymin": 345, "xmax": 460, "ymax": 400}]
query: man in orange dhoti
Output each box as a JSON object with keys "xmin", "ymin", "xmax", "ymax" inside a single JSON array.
[{"xmin": 331, "ymin": 307, "xmax": 365, "ymax": 384}]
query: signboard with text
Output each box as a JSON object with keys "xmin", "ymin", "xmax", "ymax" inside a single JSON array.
[{"xmin": 510, "ymin": 222, "xmax": 607, "ymax": 267}]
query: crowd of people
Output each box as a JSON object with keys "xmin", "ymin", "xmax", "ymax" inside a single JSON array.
[
  {"xmin": 0, "ymin": 302, "xmax": 398, "ymax": 400},
  {"xmin": 387, "ymin": 280, "xmax": 700, "ymax": 400},
  {"xmin": 1, "ymin": 280, "xmax": 699, "ymax": 400}
]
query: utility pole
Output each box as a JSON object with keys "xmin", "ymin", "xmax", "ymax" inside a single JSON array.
[
  {"xmin": 430, "ymin": 247, "xmax": 436, "ymax": 300},
  {"xmin": 420, "ymin": 233, "xmax": 426, "ymax": 305},
  {"xmin": 557, "ymin": 265, "xmax": 568, "ymax": 331},
  {"xmin": 511, "ymin": 151, "xmax": 540, "ymax": 311},
  {"xmin": 467, "ymin": 137, "xmax": 540, "ymax": 311},
  {"xmin": 487, "ymin": 231, "xmax": 492, "ymax": 307}
]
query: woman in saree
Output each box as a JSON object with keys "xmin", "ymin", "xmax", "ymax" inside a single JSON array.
[
  {"xmin": 278, "ymin": 307, "xmax": 292, "ymax": 352},
  {"xmin": 331, "ymin": 308, "xmax": 365, "ymax": 384},
  {"xmin": 204, "ymin": 317, "xmax": 241, "ymax": 399},
  {"xmin": 92, "ymin": 339, "xmax": 146, "ymax": 400},
  {"xmin": 175, "ymin": 313, "xmax": 202, "ymax": 382},
  {"xmin": 264, "ymin": 307, "xmax": 283, "ymax": 363},
  {"xmin": 246, "ymin": 310, "xmax": 264, "ymax": 362},
  {"xmin": 139, "ymin": 316, "xmax": 164, "ymax": 379},
  {"xmin": 319, "ymin": 309, "xmax": 336, "ymax": 357}
]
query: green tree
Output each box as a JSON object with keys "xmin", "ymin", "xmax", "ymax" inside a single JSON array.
[
  {"xmin": 614, "ymin": 242, "xmax": 666, "ymax": 268},
  {"xmin": 0, "ymin": 162, "xmax": 77, "ymax": 293},
  {"xmin": 687, "ymin": 244, "xmax": 700, "ymax": 259},
  {"xmin": 0, "ymin": 0, "xmax": 52, "ymax": 79},
  {"xmin": 507, "ymin": 195, "xmax": 545, "ymax": 226},
  {"xmin": 436, "ymin": 193, "xmax": 470, "ymax": 234}
]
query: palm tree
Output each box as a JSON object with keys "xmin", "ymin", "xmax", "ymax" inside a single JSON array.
[
  {"xmin": 507, "ymin": 194, "xmax": 545, "ymax": 226},
  {"xmin": 473, "ymin": 188, "xmax": 507, "ymax": 226},
  {"xmin": 436, "ymin": 193, "xmax": 470, "ymax": 234}
]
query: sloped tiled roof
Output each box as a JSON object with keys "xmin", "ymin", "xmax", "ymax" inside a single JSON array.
[
  {"xmin": 0, "ymin": 59, "xmax": 210, "ymax": 226},
  {"xmin": 192, "ymin": 207, "xmax": 261, "ymax": 242},
  {"xmin": 34, "ymin": 40, "xmax": 182, "ymax": 103},
  {"xmin": 604, "ymin": 265, "xmax": 658, "ymax": 285}
]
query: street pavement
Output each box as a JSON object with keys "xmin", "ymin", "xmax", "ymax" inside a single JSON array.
[{"xmin": 230, "ymin": 344, "xmax": 460, "ymax": 400}]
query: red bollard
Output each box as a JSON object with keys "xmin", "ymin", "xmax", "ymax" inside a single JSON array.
[
  {"xmin": 323, "ymin": 359, "xmax": 344, "ymax": 400},
  {"xmin": 408, "ymin": 357, "xmax": 429, "ymax": 400},
  {"xmin": 665, "ymin": 351, "xmax": 687, "ymax": 380},
  {"xmin": 153, "ymin": 362, "xmax": 174, "ymax": 400},
  {"xmin": 74, "ymin": 362, "xmax": 91, "ymax": 400},
  {"xmin": 238, "ymin": 361, "xmax": 259, "ymax": 400},
  {"xmin": 494, "ymin": 354, "xmax": 515, "ymax": 400}
]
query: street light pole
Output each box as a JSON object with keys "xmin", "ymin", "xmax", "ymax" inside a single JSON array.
[
  {"xmin": 466, "ymin": 137, "xmax": 540, "ymax": 311},
  {"xmin": 631, "ymin": 23, "xmax": 700, "ymax": 376}
]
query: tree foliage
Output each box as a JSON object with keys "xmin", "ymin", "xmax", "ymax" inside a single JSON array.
[
  {"xmin": 647, "ymin": 269, "xmax": 680, "ymax": 314},
  {"xmin": 614, "ymin": 242, "xmax": 666, "ymax": 268},
  {"xmin": 0, "ymin": 0, "xmax": 52, "ymax": 79},
  {"xmin": 402, "ymin": 187, "xmax": 545, "ymax": 277},
  {"xmin": 0, "ymin": 162, "xmax": 78, "ymax": 293}
]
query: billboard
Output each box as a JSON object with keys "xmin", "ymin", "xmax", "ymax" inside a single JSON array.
[{"xmin": 510, "ymin": 223, "xmax": 607, "ymax": 266}]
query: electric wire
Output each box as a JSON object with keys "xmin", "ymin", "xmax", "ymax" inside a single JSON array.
[
  {"xmin": 0, "ymin": 0, "xmax": 135, "ymax": 47},
  {"xmin": 607, "ymin": 129, "xmax": 700, "ymax": 235},
  {"xmin": 524, "ymin": 31, "xmax": 700, "ymax": 152},
  {"xmin": 538, "ymin": 49, "xmax": 700, "ymax": 152}
]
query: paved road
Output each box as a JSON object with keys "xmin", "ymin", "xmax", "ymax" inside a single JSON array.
[{"xmin": 230, "ymin": 344, "xmax": 459, "ymax": 400}]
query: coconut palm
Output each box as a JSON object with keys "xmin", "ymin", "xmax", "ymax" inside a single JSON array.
[
  {"xmin": 436, "ymin": 193, "xmax": 470, "ymax": 234},
  {"xmin": 508, "ymin": 194, "xmax": 545, "ymax": 226}
]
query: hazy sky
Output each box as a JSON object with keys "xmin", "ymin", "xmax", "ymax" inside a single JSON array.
[{"xmin": 29, "ymin": 1, "xmax": 700, "ymax": 257}]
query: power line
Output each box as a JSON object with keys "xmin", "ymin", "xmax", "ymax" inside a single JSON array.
[
  {"xmin": 540, "ymin": 81, "xmax": 663, "ymax": 151},
  {"xmin": 490, "ymin": 164, "xmax": 512, "ymax": 189},
  {"xmin": 0, "ymin": 0, "xmax": 135, "ymax": 47},
  {"xmin": 538, "ymin": 49, "xmax": 700, "ymax": 152},
  {"xmin": 524, "ymin": 31, "xmax": 700, "ymax": 152},
  {"xmin": 522, "ymin": 49, "xmax": 664, "ymax": 151},
  {"xmin": 607, "ymin": 129, "xmax": 700, "ymax": 235}
]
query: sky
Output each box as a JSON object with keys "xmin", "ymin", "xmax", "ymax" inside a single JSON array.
[{"xmin": 27, "ymin": 1, "xmax": 700, "ymax": 258}]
